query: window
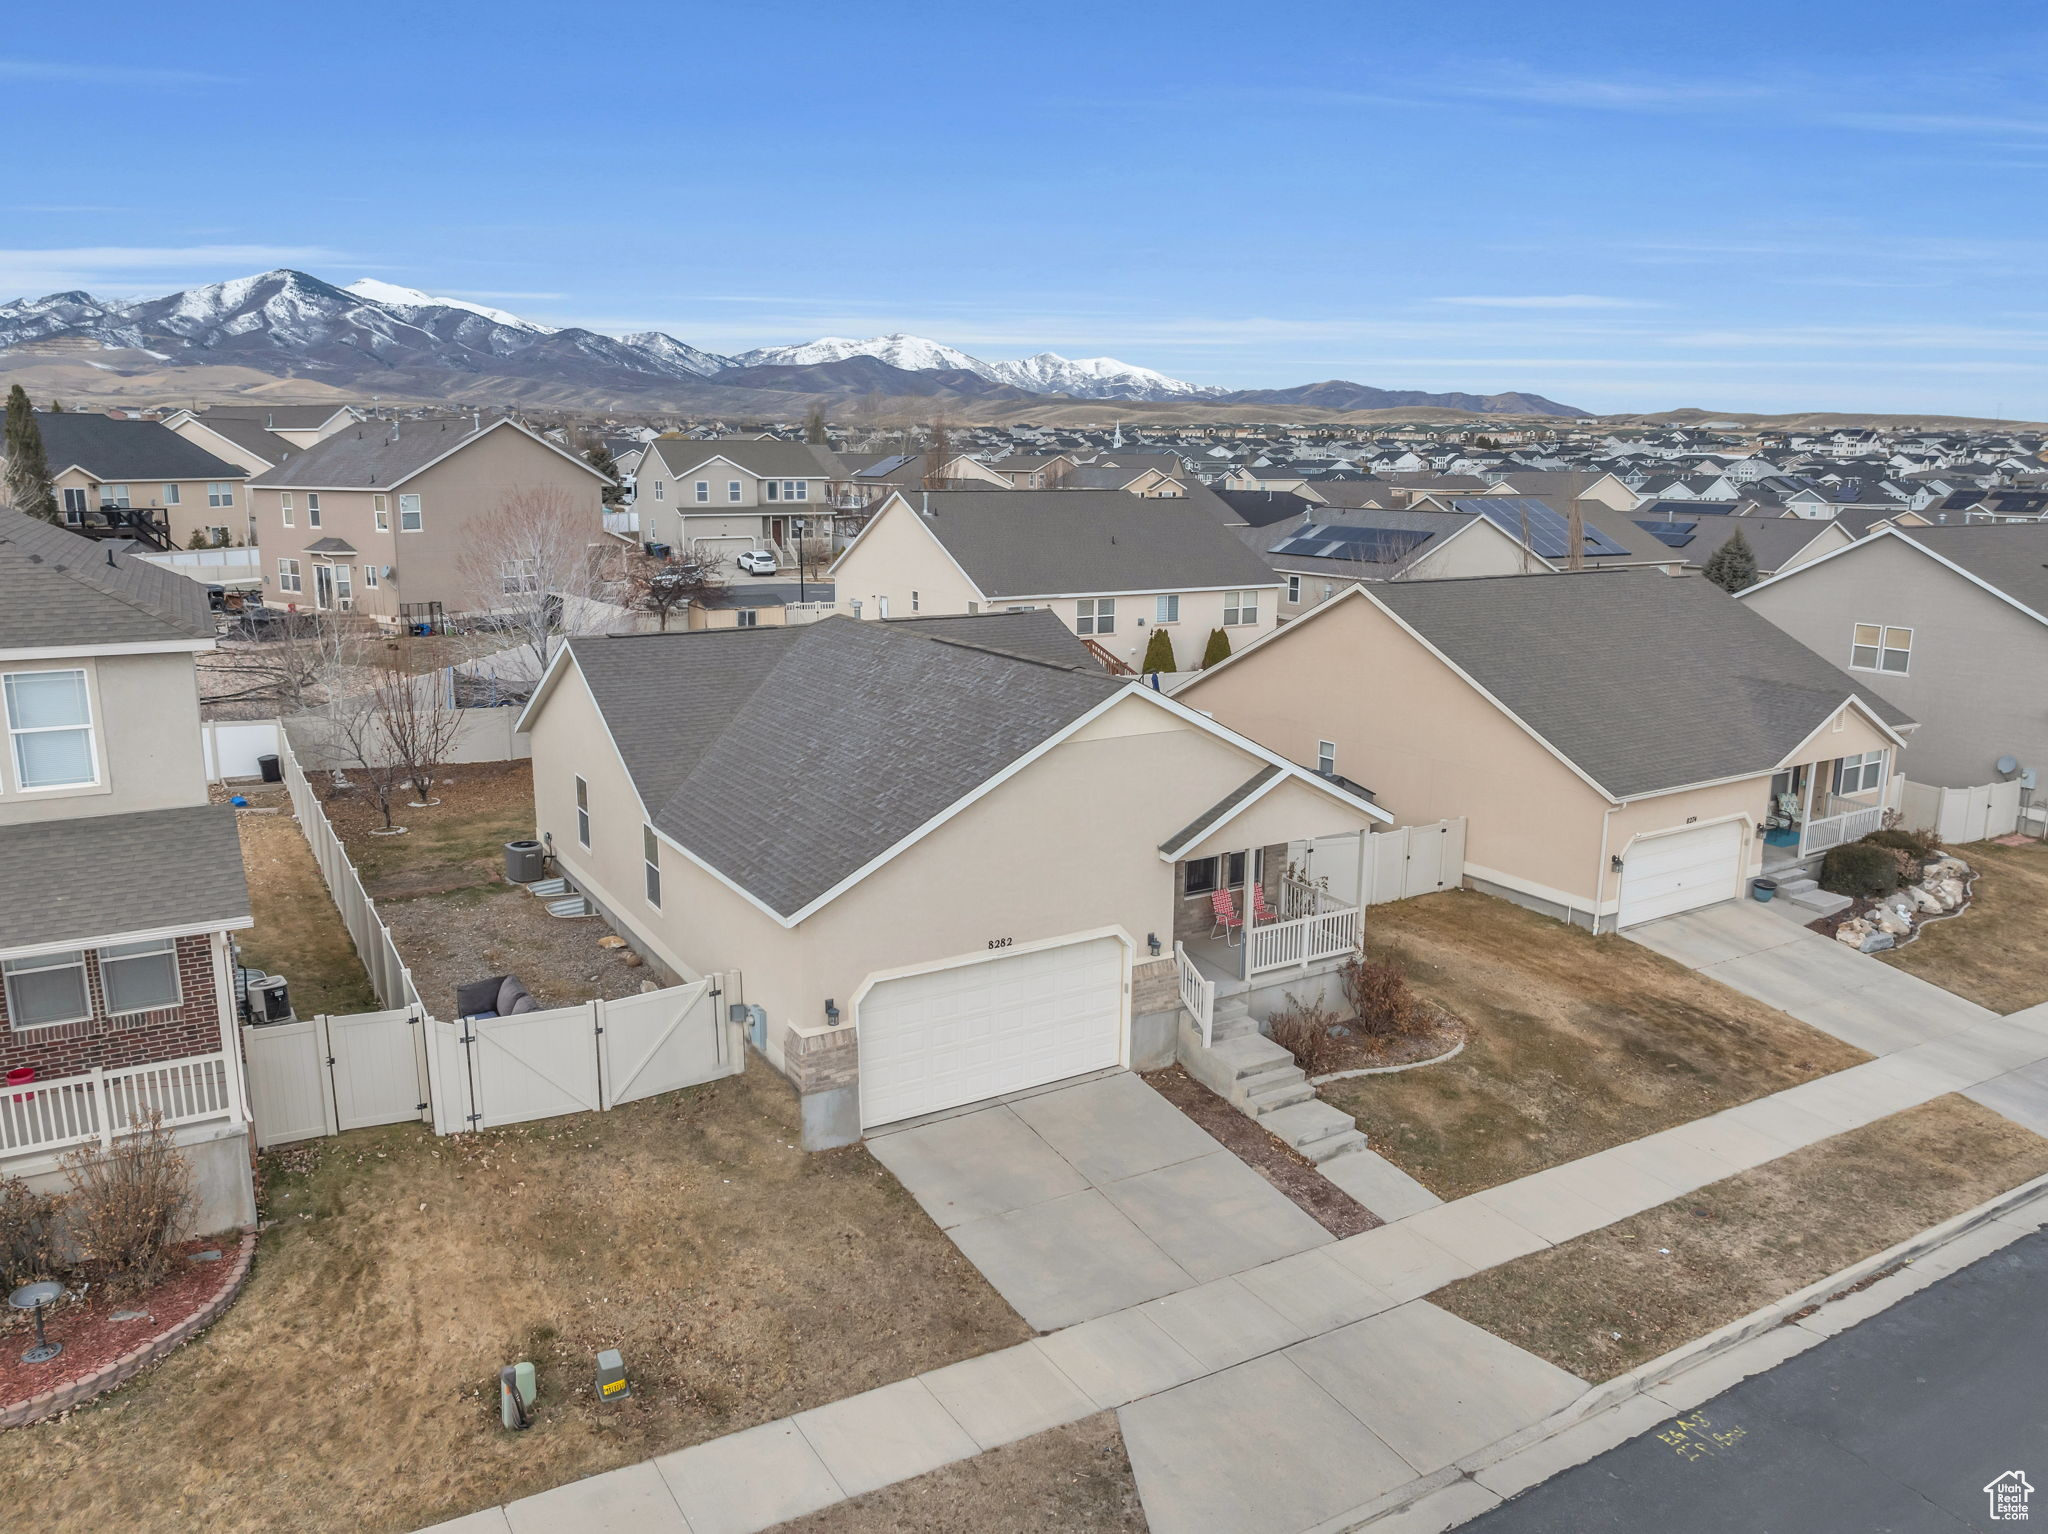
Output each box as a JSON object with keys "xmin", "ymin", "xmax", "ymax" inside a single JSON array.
[
  {"xmin": 373, "ymin": 494, "xmax": 389, "ymax": 530},
  {"xmin": 61, "ymin": 487, "xmax": 88, "ymax": 521},
  {"xmin": 334, "ymin": 564, "xmax": 354, "ymax": 609},
  {"xmin": 727, "ymin": 481, "xmax": 742, "ymax": 502},
  {"xmin": 2, "ymin": 950, "xmax": 90, "ymax": 1028},
  {"xmin": 280, "ymin": 492, "xmax": 295, "ymax": 527},
  {"xmin": 1223, "ymin": 590, "xmax": 1259, "ymax": 626},
  {"xmin": 5, "ymin": 669, "xmax": 95, "ymax": 789},
  {"xmin": 103, "ymin": 484, "xmax": 130, "ymax": 509},
  {"xmin": 765, "ymin": 480, "xmax": 778, "ymax": 501},
  {"xmin": 99, "ymin": 938, "xmax": 180, "ymax": 1015},
  {"xmin": 1155, "ymin": 594, "xmax": 1180, "ymax": 624},
  {"xmin": 209, "ymin": 481, "xmax": 235, "ymax": 508},
  {"xmin": 161, "ymin": 483, "xmax": 180, "ymax": 506},
  {"xmin": 1321, "ymin": 582, "xmax": 1334, "ymax": 601},
  {"xmin": 654, "ymin": 479, "xmax": 666, "ymax": 501},
  {"xmin": 736, "ymin": 609, "xmax": 759, "ymax": 628},
  {"xmin": 204, "ymin": 525, "xmax": 228, "ymax": 545},
  {"xmin": 694, "ymin": 480, "xmax": 709, "ymax": 502},
  {"xmin": 1076, "ymin": 597, "xmax": 1116, "ymax": 635},
  {"xmin": 1183, "ymin": 851, "xmax": 1248, "ymax": 897},
  {"xmin": 399, "ymin": 493, "xmax": 422, "ymax": 531},
  {"xmin": 1835, "ymin": 751, "xmax": 1888, "ymax": 796},
  {"xmin": 362, "ymin": 565, "xmax": 379, "ymax": 588},
  {"xmin": 1850, "ymin": 623, "xmax": 1912, "ymax": 674},
  {"xmin": 792, "ymin": 479, "xmax": 809, "ymax": 500},
  {"xmin": 643, "ymin": 825, "xmax": 662, "ymax": 907},
  {"xmin": 500, "ymin": 558, "xmax": 539, "ymax": 595},
  {"xmin": 768, "ymin": 479, "xmax": 806, "ymax": 500},
  {"xmin": 575, "ymin": 776, "xmax": 590, "ymax": 847},
  {"xmin": 277, "ymin": 557, "xmax": 302, "ymax": 593},
  {"xmin": 1286, "ymin": 575, "xmax": 1302, "ymax": 604},
  {"xmin": 306, "ymin": 492, "xmax": 322, "ymax": 528},
  {"xmin": 1317, "ymin": 740, "xmax": 1337, "ymax": 776},
  {"xmin": 910, "ymin": 590, "xmax": 920, "ymax": 612}
]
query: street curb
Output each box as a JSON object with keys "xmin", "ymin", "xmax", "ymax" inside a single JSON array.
[{"xmin": 1329, "ymin": 1171, "xmax": 2048, "ymax": 1531}]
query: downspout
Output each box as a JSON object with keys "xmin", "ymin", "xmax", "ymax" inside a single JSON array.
[{"xmin": 1594, "ymin": 803, "xmax": 1618, "ymax": 935}]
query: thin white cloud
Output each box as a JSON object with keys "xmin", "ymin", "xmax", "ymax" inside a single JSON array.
[
  {"xmin": 0, "ymin": 245, "xmax": 345, "ymax": 296},
  {"xmin": 0, "ymin": 57, "xmax": 236, "ymax": 86},
  {"xmin": 1434, "ymin": 295, "xmax": 1657, "ymax": 310}
]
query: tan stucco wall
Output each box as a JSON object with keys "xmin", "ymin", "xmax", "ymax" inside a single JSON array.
[
  {"xmin": 1403, "ymin": 519, "xmax": 1545, "ymax": 580},
  {"xmin": 53, "ymin": 467, "xmax": 247, "ymax": 549},
  {"xmin": 1744, "ymin": 536, "xmax": 2020, "ymax": 789},
  {"xmin": 828, "ymin": 499, "xmax": 983, "ymax": 618},
  {"xmin": 0, "ymin": 651, "xmax": 207, "ymax": 824}
]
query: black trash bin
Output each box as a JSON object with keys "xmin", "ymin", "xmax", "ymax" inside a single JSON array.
[
  {"xmin": 257, "ymin": 753, "xmax": 282, "ymax": 783},
  {"xmin": 505, "ymin": 840, "xmax": 546, "ymax": 883}
]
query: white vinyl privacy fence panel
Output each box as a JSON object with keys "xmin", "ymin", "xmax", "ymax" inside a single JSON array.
[
  {"xmin": 203, "ymin": 719, "xmax": 280, "ymax": 781},
  {"xmin": 1364, "ymin": 818, "xmax": 1466, "ymax": 905},
  {"xmin": 1900, "ymin": 778, "xmax": 2030, "ymax": 844},
  {"xmin": 243, "ymin": 1009, "xmax": 429, "ymax": 1148}
]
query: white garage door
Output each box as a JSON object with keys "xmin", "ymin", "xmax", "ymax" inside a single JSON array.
[
  {"xmin": 857, "ymin": 936, "xmax": 1126, "ymax": 1128},
  {"xmin": 1618, "ymin": 821, "xmax": 1744, "ymax": 928}
]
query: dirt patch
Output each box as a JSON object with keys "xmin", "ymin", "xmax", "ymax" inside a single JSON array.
[
  {"xmin": 0, "ymin": 1239, "xmax": 240, "ymax": 1409},
  {"xmin": 225, "ymin": 785, "xmax": 380, "ymax": 1017},
  {"xmin": 315, "ymin": 759, "xmax": 537, "ymax": 900},
  {"xmin": 0, "ymin": 1064, "xmax": 1029, "ymax": 1534},
  {"xmin": 1429, "ymin": 1095, "xmax": 2048, "ymax": 1382},
  {"xmin": 777, "ymin": 1413, "xmax": 1149, "ymax": 1534},
  {"xmin": 381, "ymin": 883, "xmax": 652, "ymax": 1015},
  {"xmin": 1879, "ymin": 839, "xmax": 2048, "ymax": 1013},
  {"xmin": 1319, "ymin": 891, "xmax": 1870, "ymax": 1200},
  {"xmin": 1143, "ymin": 1067, "xmax": 1378, "ymax": 1237}
]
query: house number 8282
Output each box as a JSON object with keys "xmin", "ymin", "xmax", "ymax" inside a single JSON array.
[{"xmin": 987, "ymin": 937, "xmax": 1013, "ymax": 950}]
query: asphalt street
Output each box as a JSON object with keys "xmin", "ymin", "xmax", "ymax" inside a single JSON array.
[{"xmin": 1465, "ymin": 1229, "xmax": 2048, "ymax": 1532}]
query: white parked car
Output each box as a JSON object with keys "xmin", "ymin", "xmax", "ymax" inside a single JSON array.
[{"xmin": 735, "ymin": 549, "xmax": 778, "ymax": 576}]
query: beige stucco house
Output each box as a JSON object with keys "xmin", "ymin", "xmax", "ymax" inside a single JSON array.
[
  {"xmin": 252, "ymin": 417, "xmax": 611, "ymax": 625},
  {"xmin": 17, "ymin": 412, "xmax": 250, "ymax": 549},
  {"xmin": 516, "ymin": 611, "xmax": 1388, "ymax": 1146},
  {"xmin": 635, "ymin": 438, "xmax": 843, "ymax": 570},
  {"xmin": 829, "ymin": 489, "xmax": 1284, "ymax": 671},
  {"xmin": 1252, "ymin": 509, "xmax": 1542, "ymax": 624},
  {"xmin": 1179, "ymin": 570, "xmax": 1915, "ymax": 933},
  {"xmin": 0, "ymin": 509, "xmax": 255, "ymax": 1230}
]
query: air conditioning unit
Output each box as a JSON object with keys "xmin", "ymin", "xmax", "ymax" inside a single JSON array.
[{"xmin": 246, "ymin": 974, "xmax": 292, "ymax": 1024}]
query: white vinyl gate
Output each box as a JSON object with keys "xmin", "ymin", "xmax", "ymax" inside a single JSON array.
[
  {"xmin": 243, "ymin": 1009, "xmax": 429, "ymax": 1148},
  {"xmin": 426, "ymin": 979, "xmax": 737, "ymax": 1133},
  {"xmin": 1304, "ymin": 819, "xmax": 1467, "ymax": 907}
]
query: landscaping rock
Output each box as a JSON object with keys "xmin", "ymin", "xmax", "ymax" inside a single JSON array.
[
  {"xmin": 1934, "ymin": 878, "xmax": 1965, "ymax": 910},
  {"xmin": 597, "ymin": 936, "xmax": 627, "ymax": 950},
  {"xmin": 1860, "ymin": 930, "xmax": 1896, "ymax": 952},
  {"xmin": 1874, "ymin": 906, "xmax": 1913, "ymax": 937},
  {"xmin": 1836, "ymin": 918, "xmax": 1873, "ymax": 948},
  {"xmin": 1908, "ymin": 884, "xmax": 1943, "ymax": 914}
]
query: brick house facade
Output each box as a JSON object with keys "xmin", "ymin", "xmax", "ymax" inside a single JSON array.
[{"xmin": 0, "ymin": 934, "xmax": 226, "ymax": 1078}]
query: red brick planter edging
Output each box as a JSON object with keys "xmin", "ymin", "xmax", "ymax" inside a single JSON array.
[{"xmin": 0, "ymin": 1226, "xmax": 258, "ymax": 1429}]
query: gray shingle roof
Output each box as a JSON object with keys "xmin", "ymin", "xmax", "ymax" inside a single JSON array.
[
  {"xmin": 31, "ymin": 413, "xmax": 245, "ymax": 483},
  {"xmin": 1893, "ymin": 524, "xmax": 2048, "ymax": 618},
  {"xmin": 180, "ymin": 415, "xmax": 298, "ymax": 466},
  {"xmin": 0, "ymin": 507, "xmax": 217, "ymax": 649},
  {"xmin": 0, "ymin": 804, "xmax": 249, "ymax": 951},
  {"xmin": 1255, "ymin": 509, "xmax": 1480, "ymax": 578},
  {"xmin": 197, "ymin": 404, "xmax": 355, "ymax": 430},
  {"xmin": 563, "ymin": 612, "xmax": 1122, "ymax": 917},
  {"xmin": 250, "ymin": 417, "xmax": 603, "ymax": 490},
  {"xmin": 644, "ymin": 437, "xmax": 843, "ymax": 480},
  {"xmin": 887, "ymin": 490, "xmax": 1281, "ymax": 599},
  {"xmin": 1371, "ymin": 571, "xmax": 1914, "ymax": 798}
]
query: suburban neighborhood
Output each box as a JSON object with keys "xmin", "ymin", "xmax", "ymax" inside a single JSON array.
[{"xmin": 4, "ymin": 6, "xmax": 2047, "ymax": 1532}]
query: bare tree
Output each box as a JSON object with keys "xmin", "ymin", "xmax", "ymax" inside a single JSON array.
[
  {"xmin": 923, "ymin": 418, "xmax": 952, "ymax": 490},
  {"xmin": 374, "ymin": 665, "xmax": 465, "ymax": 807},
  {"xmin": 456, "ymin": 484, "xmax": 623, "ymax": 680},
  {"xmin": 296, "ymin": 649, "xmax": 409, "ymax": 833},
  {"xmin": 201, "ymin": 611, "xmax": 364, "ymax": 714},
  {"xmin": 626, "ymin": 547, "xmax": 726, "ymax": 632}
]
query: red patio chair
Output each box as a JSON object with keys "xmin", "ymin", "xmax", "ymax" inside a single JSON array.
[
  {"xmin": 1209, "ymin": 888, "xmax": 1244, "ymax": 945},
  {"xmin": 1249, "ymin": 882, "xmax": 1279, "ymax": 925}
]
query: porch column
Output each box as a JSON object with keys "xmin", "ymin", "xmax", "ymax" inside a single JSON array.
[
  {"xmin": 1799, "ymin": 761, "xmax": 1820, "ymax": 858},
  {"xmin": 1355, "ymin": 828, "xmax": 1370, "ymax": 912}
]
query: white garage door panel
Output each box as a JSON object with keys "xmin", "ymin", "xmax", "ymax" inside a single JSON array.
[
  {"xmin": 859, "ymin": 937, "xmax": 1125, "ymax": 1127},
  {"xmin": 1619, "ymin": 821, "xmax": 1744, "ymax": 928}
]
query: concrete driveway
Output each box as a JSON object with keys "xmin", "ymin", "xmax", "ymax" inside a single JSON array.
[
  {"xmin": 1626, "ymin": 900, "xmax": 1997, "ymax": 1053},
  {"xmin": 867, "ymin": 1071, "xmax": 1332, "ymax": 1330}
]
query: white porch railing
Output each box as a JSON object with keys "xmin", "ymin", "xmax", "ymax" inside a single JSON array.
[
  {"xmin": 603, "ymin": 509, "xmax": 640, "ymax": 538},
  {"xmin": 0, "ymin": 1051, "xmax": 234, "ymax": 1158},
  {"xmin": 1800, "ymin": 795, "xmax": 1887, "ymax": 857},
  {"xmin": 1174, "ymin": 941, "xmax": 1215, "ymax": 1047},
  {"xmin": 1247, "ymin": 883, "xmax": 1364, "ymax": 978}
]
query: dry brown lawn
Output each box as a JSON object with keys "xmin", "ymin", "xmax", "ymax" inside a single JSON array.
[
  {"xmin": 228, "ymin": 786, "xmax": 380, "ymax": 1016},
  {"xmin": 1880, "ymin": 838, "xmax": 2048, "ymax": 1014},
  {"xmin": 1430, "ymin": 1095, "xmax": 2048, "ymax": 1382},
  {"xmin": 1321, "ymin": 891, "xmax": 1870, "ymax": 1199},
  {"xmin": 779, "ymin": 1414, "xmax": 1149, "ymax": 1534},
  {"xmin": 0, "ymin": 1065, "xmax": 1028, "ymax": 1534},
  {"xmin": 317, "ymin": 758, "xmax": 538, "ymax": 899}
]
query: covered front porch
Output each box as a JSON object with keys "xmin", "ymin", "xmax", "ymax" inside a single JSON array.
[{"xmin": 1761, "ymin": 748, "xmax": 1902, "ymax": 873}]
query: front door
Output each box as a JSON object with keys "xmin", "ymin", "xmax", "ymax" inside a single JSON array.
[
  {"xmin": 769, "ymin": 516, "xmax": 787, "ymax": 546},
  {"xmin": 313, "ymin": 564, "xmax": 335, "ymax": 609}
]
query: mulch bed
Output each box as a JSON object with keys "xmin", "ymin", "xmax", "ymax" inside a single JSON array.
[
  {"xmin": 1143, "ymin": 1066, "xmax": 1379, "ymax": 1237},
  {"xmin": 0, "ymin": 1235, "xmax": 250, "ymax": 1422}
]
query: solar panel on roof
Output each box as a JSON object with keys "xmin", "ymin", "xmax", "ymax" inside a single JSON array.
[
  {"xmin": 1459, "ymin": 498, "xmax": 1631, "ymax": 559},
  {"xmin": 1633, "ymin": 519, "xmax": 1699, "ymax": 548},
  {"xmin": 1271, "ymin": 523, "xmax": 1433, "ymax": 564}
]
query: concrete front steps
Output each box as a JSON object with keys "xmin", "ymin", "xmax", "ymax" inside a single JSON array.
[
  {"xmin": 1772, "ymin": 874, "xmax": 1853, "ymax": 918},
  {"xmin": 1183, "ymin": 994, "xmax": 1367, "ymax": 1165}
]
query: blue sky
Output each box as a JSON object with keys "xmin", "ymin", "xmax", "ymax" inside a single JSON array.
[{"xmin": 4, "ymin": 0, "xmax": 2045, "ymax": 415}]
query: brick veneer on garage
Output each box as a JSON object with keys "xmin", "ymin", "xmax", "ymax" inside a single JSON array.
[{"xmin": 0, "ymin": 933, "xmax": 224, "ymax": 1076}]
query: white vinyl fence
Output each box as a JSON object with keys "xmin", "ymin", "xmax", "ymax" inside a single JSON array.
[
  {"xmin": 243, "ymin": 1009, "xmax": 429, "ymax": 1148},
  {"xmin": 203, "ymin": 718, "xmax": 281, "ymax": 781},
  {"xmin": 1900, "ymin": 778, "xmax": 2039, "ymax": 844},
  {"xmin": 1366, "ymin": 818, "xmax": 1467, "ymax": 904}
]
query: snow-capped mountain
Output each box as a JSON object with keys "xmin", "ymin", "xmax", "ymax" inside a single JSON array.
[
  {"xmin": 732, "ymin": 332, "xmax": 994, "ymax": 377},
  {"xmin": 344, "ymin": 278, "xmax": 557, "ymax": 333},
  {"xmin": 983, "ymin": 351, "xmax": 1222, "ymax": 401},
  {"xmin": 0, "ymin": 268, "xmax": 1589, "ymax": 416}
]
